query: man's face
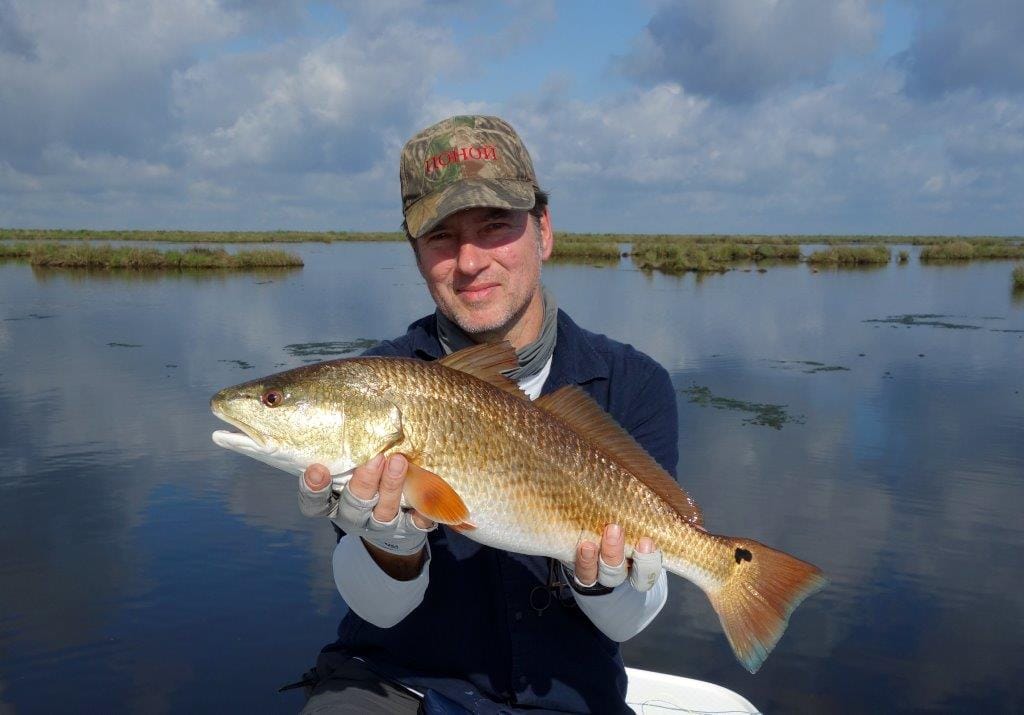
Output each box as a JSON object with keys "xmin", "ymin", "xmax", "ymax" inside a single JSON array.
[{"xmin": 414, "ymin": 206, "xmax": 553, "ymax": 338}]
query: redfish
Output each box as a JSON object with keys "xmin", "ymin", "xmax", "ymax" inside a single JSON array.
[{"xmin": 211, "ymin": 342, "xmax": 827, "ymax": 672}]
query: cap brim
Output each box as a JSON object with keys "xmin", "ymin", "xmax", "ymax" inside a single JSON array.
[{"xmin": 405, "ymin": 179, "xmax": 535, "ymax": 239}]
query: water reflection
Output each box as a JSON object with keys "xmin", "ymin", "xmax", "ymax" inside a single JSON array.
[{"xmin": 1, "ymin": 247, "xmax": 1022, "ymax": 712}]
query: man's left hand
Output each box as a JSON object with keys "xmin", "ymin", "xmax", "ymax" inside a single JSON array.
[{"xmin": 572, "ymin": 524, "xmax": 662, "ymax": 593}]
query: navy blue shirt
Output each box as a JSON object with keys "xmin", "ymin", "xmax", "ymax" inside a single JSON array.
[{"xmin": 328, "ymin": 310, "xmax": 679, "ymax": 714}]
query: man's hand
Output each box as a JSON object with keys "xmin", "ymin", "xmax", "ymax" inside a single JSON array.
[
  {"xmin": 571, "ymin": 524, "xmax": 663, "ymax": 593},
  {"xmin": 298, "ymin": 454, "xmax": 435, "ymax": 580}
]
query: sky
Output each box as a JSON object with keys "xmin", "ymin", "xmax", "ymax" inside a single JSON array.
[{"xmin": 1, "ymin": 0, "xmax": 1022, "ymax": 235}]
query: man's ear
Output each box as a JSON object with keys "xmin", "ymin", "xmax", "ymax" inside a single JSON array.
[{"xmin": 538, "ymin": 207, "xmax": 554, "ymax": 260}]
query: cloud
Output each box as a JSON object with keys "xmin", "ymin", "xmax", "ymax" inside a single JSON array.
[
  {"xmin": 902, "ymin": 0, "xmax": 1024, "ymax": 98},
  {"xmin": 175, "ymin": 25, "xmax": 458, "ymax": 173},
  {"xmin": 0, "ymin": 0, "xmax": 240, "ymax": 169},
  {"xmin": 0, "ymin": 1, "xmax": 1022, "ymax": 234},
  {"xmin": 617, "ymin": 0, "xmax": 879, "ymax": 102},
  {"xmin": 0, "ymin": 0, "xmax": 34, "ymax": 58},
  {"xmin": 508, "ymin": 65, "xmax": 1024, "ymax": 234}
]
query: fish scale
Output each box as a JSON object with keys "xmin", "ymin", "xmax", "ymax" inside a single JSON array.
[
  {"xmin": 211, "ymin": 341, "xmax": 827, "ymax": 673},
  {"xmin": 372, "ymin": 357, "xmax": 680, "ymax": 561}
]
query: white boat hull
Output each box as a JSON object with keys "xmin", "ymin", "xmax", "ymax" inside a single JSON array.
[{"xmin": 625, "ymin": 667, "xmax": 759, "ymax": 714}]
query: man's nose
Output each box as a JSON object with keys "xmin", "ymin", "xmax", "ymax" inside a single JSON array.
[{"xmin": 455, "ymin": 238, "xmax": 489, "ymax": 274}]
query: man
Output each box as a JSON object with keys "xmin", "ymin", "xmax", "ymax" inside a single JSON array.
[{"xmin": 297, "ymin": 116, "xmax": 679, "ymax": 714}]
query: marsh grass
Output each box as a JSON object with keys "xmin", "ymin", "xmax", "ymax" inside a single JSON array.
[
  {"xmin": 805, "ymin": 246, "xmax": 891, "ymax": 266},
  {"xmin": 4, "ymin": 228, "xmax": 1022, "ymax": 247},
  {"xmin": 0, "ymin": 228, "xmax": 403, "ymax": 243},
  {"xmin": 920, "ymin": 241, "xmax": 1024, "ymax": 261},
  {"xmin": 571, "ymin": 233, "xmax": 1023, "ymax": 247},
  {"xmin": 549, "ymin": 240, "xmax": 621, "ymax": 261},
  {"xmin": 0, "ymin": 242, "xmax": 33, "ymax": 258},
  {"xmin": 631, "ymin": 241, "xmax": 801, "ymax": 273},
  {"xmin": 0, "ymin": 242, "xmax": 303, "ymax": 269}
]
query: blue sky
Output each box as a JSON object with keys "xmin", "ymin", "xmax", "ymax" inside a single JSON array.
[{"xmin": 1, "ymin": 1, "xmax": 1021, "ymax": 235}]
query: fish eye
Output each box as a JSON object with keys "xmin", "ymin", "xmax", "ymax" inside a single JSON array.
[{"xmin": 261, "ymin": 388, "xmax": 284, "ymax": 407}]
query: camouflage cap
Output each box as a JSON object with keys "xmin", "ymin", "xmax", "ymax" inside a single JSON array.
[{"xmin": 400, "ymin": 115, "xmax": 538, "ymax": 239}]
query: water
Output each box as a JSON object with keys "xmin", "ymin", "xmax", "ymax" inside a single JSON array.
[{"xmin": 1, "ymin": 244, "xmax": 1022, "ymax": 713}]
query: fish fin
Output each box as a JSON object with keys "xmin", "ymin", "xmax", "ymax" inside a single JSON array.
[
  {"xmin": 450, "ymin": 520, "xmax": 477, "ymax": 532},
  {"xmin": 535, "ymin": 386, "xmax": 704, "ymax": 527},
  {"xmin": 437, "ymin": 342, "xmax": 527, "ymax": 400},
  {"xmin": 704, "ymin": 537, "xmax": 828, "ymax": 673},
  {"xmin": 401, "ymin": 460, "xmax": 471, "ymax": 525}
]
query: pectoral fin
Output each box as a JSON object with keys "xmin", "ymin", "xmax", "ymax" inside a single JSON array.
[{"xmin": 401, "ymin": 460, "xmax": 472, "ymax": 526}]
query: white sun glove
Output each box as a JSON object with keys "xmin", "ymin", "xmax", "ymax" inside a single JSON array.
[
  {"xmin": 564, "ymin": 548, "xmax": 664, "ymax": 593},
  {"xmin": 297, "ymin": 475, "xmax": 435, "ymax": 556},
  {"xmin": 626, "ymin": 549, "xmax": 663, "ymax": 592}
]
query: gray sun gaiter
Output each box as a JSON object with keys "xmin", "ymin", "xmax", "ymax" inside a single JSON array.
[{"xmin": 435, "ymin": 285, "xmax": 558, "ymax": 381}]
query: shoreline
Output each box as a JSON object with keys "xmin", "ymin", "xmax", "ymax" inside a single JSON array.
[{"xmin": 2, "ymin": 228, "xmax": 1022, "ymax": 246}]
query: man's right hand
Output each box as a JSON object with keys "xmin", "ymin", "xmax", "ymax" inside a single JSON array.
[{"xmin": 298, "ymin": 454, "xmax": 435, "ymax": 576}]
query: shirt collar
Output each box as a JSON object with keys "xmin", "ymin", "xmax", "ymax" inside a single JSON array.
[{"xmin": 406, "ymin": 314, "xmax": 444, "ymax": 361}]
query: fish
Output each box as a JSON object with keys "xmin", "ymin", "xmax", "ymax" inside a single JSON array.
[{"xmin": 210, "ymin": 341, "xmax": 827, "ymax": 673}]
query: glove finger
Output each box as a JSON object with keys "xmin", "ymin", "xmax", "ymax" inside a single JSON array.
[
  {"xmin": 366, "ymin": 509, "xmax": 400, "ymax": 531},
  {"xmin": 597, "ymin": 554, "xmax": 628, "ymax": 588},
  {"xmin": 298, "ymin": 473, "xmax": 335, "ymax": 518},
  {"xmin": 334, "ymin": 485, "xmax": 379, "ymax": 529},
  {"xmin": 409, "ymin": 510, "xmax": 438, "ymax": 533},
  {"xmin": 629, "ymin": 548, "xmax": 663, "ymax": 592}
]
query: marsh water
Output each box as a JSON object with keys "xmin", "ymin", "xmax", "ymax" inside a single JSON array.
[{"xmin": 1, "ymin": 242, "xmax": 1022, "ymax": 713}]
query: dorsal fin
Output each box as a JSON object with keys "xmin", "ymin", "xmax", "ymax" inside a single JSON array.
[
  {"xmin": 535, "ymin": 385, "xmax": 704, "ymax": 527},
  {"xmin": 437, "ymin": 341, "xmax": 528, "ymax": 400}
]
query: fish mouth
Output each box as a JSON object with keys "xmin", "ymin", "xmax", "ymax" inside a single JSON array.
[{"xmin": 210, "ymin": 404, "xmax": 271, "ymax": 453}]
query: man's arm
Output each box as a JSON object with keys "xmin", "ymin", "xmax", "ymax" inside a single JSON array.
[
  {"xmin": 565, "ymin": 524, "xmax": 669, "ymax": 642},
  {"xmin": 331, "ymin": 533, "xmax": 431, "ymax": 628},
  {"xmin": 304, "ymin": 456, "xmax": 431, "ymax": 579},
  {"xmin": 301, "ymin": 456, "xmax": 435, "ymax": 627}
]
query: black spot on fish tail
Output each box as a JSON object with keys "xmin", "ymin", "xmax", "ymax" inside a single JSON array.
[{"xmin": 735, "ymin": 547, "xmax": 753, "ymax": 564}]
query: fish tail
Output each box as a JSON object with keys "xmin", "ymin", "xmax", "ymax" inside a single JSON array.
[{"xmin": 705, "ymin": 537, "xmax": 828, "ymax": 674}]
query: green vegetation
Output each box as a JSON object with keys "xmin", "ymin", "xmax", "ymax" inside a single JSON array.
[
  {"xmin": 631, "ymin": 242, "xmax": 800, "ymax": 273},
  {"xmin": 805, "ymin": 246, "xmax": 891, "ymax": 265},
  {"xmin": 680, "ymin": 384, "xmax": 805, "ymax": 429},
  {"xmin": 920, "ymin": 241, "xmax": 1024, "ymax": 261},
  {"xmin": 1014, "ymin": 265, "xmax": 1024, "ymax": 289},
  {"xmin": 283, "ymin": 340, "xmax": 381, "ymax": 358},
  {"xmin": 549, "ymin": 239, "xmax": 621, "ymax": 262},
  {"xmin": 0, "ymin": 242, "xmax": 33, "ymax": 258},
  {"xmin": 4, "ymin": 229, "xmax": 1022, "ymax": 275},
  {"xmin": 0, "ymin": 228, "xmax": 403, "ymax": 243},
  {"xmin": 769, "ymin": 360, "xmax": 850, "ymax": 374},
  {"xmin": 863, "ymin": 314, "xmax": 981, "ymax": 330},
  {"xmin": 4, "ymin": 228, "xmax": 1022, "ymax": 248},
  {"xmin": 0, "ymin": 242, "xmax": 302, "ymax": 269}
]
